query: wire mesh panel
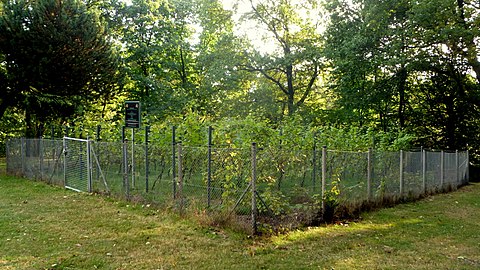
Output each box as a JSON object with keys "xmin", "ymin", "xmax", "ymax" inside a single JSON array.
[
  {"xmin": 403, "ymin": 151, "xmax": 423, "ymax": 199},
  {"xmin": 6, "ymin": 138, "xmax": 23, "ymax": 175},
  {"xmin": 252, "ymin": 146, "xmax": 319, "ymax": 228},
  {"xmin": 64, "ymin": 137, "xmax": 90, "ymax": 192},
  {"xmin": 372, "ymin": 151, "xmax": 400, "ymax": 202},
  {"xmin": 40, "ymin": 139, "xmax": 64, "ymax": 185},
  {"xmin": 458, "ymin": 151, "xmax": 469, "ymax": 185},
  {"xmin": 426, "ymin": 151, "xmax": 441, "ymax": 193},
  {"xmin": 146, "ymin": 143, "xmax": 174, "ymax": 203},
  {"xmin": 91, "ymin": 141, "xmax": 124, "ymax": 195},
  {"xmin": 178, "ymin": 146, "xmax": 209, "ymax": 211},
  {"xmin": 127, "ymin": 142, "xmax": 148, "ymax": 199},
  {"xmin": 444, "ymin": 152, "xmax": 457, "ymax": 190},
  {"xmin": 22, "ymin": 139, "xmax": 41, "ymax": 179},
  {"xmin": 325, "ymin": 150, "xmax": 368, "ymax": 211},
  {"xmin": 210, "ymin": 147, "xmax": 251, "ymax": 210},
  {"xmin": 5, "ymin": 136, "xmax": 472, "ymax": 234}
]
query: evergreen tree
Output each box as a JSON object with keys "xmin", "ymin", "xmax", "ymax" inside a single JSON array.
[{"xmin": 0, "ymin": 0, "xmax": 121, "ymax": 136}]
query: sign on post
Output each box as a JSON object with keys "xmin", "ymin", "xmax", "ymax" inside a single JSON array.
[{"xmin": 125, "ymin": 101, "xmax": 141, "ymax": 128}]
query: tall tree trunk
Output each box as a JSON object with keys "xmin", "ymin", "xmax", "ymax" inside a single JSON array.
[{"xmin": 286, "ymin": 63, "xmax": 295, "ymax": 115}]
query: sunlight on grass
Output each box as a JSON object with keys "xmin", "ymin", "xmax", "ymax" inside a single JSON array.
[
  {"xmin": 272, "ymin": 222, "xmax": 396, "ymax": 246},
  {"xmin": 1, "ymin": 175, "xmax": 479, "ymax": 269}
]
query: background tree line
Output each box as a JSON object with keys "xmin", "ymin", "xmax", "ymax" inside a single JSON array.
[{"xmin": 0, "ymin": 0, "xmax": 479, "ymax": 161}]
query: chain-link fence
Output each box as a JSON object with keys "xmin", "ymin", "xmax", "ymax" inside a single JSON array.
[
  {"xmin": 6, "ymin": 138, "xmax": 64, "ymax": 186},
  {"xmin": 5, "ymin": 137, "xmax": 469, "ymax": 234}
]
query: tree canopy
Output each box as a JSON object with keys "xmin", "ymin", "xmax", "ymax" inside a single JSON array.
[
  {"xmin": 0, "ymin": 0, "xmax": 479, "ymax": 159},
  {"xmin": 0, "ymin": 0, "xmax": 120, "ymax": 136}
]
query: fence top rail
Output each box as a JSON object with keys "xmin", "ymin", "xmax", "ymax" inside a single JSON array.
[{"xmin": 63, "ymin": 137, "xmax": 89, "ymax": 143}]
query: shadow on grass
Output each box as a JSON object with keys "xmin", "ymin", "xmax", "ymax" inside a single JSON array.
[{"xmin": 252, "ymin": 184, "xmax": 480, "ymax": 269}]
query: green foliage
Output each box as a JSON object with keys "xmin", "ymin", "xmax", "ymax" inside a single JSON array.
[
  {"xmin": 323, "ymin": 0, "xmax": 480, "ymax": 155},
  {"xmin": 0, "ymin": 108, "xmax": 25, "ymax": 156},
  {"xmin": 163, "ymin": 113, "xmax": 415, "ymax": 151},
  {"xmin": 0, "ymin": 0, "xmax": 121, "ymax": 137},
  {"xmin": 260, "ymin": 187, "xmax": 290, "ymax": 216},
  {"xmin": 242, "ymin": 0, "xmax": 324, "ymax": 116}
]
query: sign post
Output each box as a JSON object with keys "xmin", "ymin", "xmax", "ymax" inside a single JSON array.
[{"xmin": 124, "ymin": 101, "xmax": 141, "ymax": 192}]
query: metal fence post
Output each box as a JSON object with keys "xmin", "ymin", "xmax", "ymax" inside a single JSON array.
[
  {"xmin": 145, "ymin": 126, "xmax": 150, "ymax": 193},
  {"xmin": 367, "ymin": 148, "xmax": 372, "ymax": 201},
  {"xmin": 455, "ymin": 150, "xmax": 459, "ymax": 188},
  {"xmin": 122, "ymin": 126, "xmax": 129, "ymax": 199},
  {"xmin": 466, "ymin": 148, "xmax": 470, "ymax": 183},
  {"xmin": 131, "ymin": 128, "xmax": 135, "ymax": 188},
  {"xmin": 63, "ymin": 137, "xmax": 67, "ymax": 187},
  {"xmin": 399, "ymin": 150, "xmax": 404, "ymax": 199},
  {"xmin": 312, "ymin": 136, "xmax": 317, "ymax": 192},
  {"xmin": 95, "ymin": 125, "xmax": 101, "ymax": 183},
  {"xmin": 422, "ymin": 147, "xmax": 426, "ymax": 194},
  {"xmin": 87, "ymin": 137, "xmax": 92, "ymax": 193},
  {"xmin": 177, "ymin": 142, "xmax": 184, "ymax": 214},
  {"xmin": 321, "ymin": 146, "xmax": 327, "ymax": 211},
  {"xmin": 440, "ymin": 151, "xmax": 444, "ymax": 191},
  {"xmin": 5, "ymin": 139, "xmax": 9, "ymax": 173},
  {"xmin": 96, "ymin": 125, "xmax": 101, "ymax": 142},
  {"xmin": 21, "ymin": 137, "xmax": 25, "ymax": 175},
  {"xmin": 207, "ymin": 126, "xmax": 213, "ymax": 208},
  {"xmin": 251, "ymin": 142, "xmax": 258, "ymax": 235},
  {"xmin": 172, "ymin": 126, "xmax": 177, "ymax": 199},
  {"xmin": 39, "ymin": 137, "xmax": 44, "ymax": 180}
]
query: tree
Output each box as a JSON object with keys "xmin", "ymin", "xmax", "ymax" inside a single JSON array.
[
  {"xmin": 324, "ymin": 0, "xmax": 415, "ymax": 130},
  {"xmin": 118, "ymin": 0, "xmax": 182, "ymax": 117},
  {"xmin": 324, "ymin": 0, "xmax": 480, "ymax": 151},
  {"xmin": 241, "ymin": 0, "xmax": 323, "ymax": 116},
  {"xmin": 193, "ymin": 0, "xmax": 253, "ymax": 118},
  {"xmin": 0, "ymin": 0, "xmax": 120, "ymax": 137}
]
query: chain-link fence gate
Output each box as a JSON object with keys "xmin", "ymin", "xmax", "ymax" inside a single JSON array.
[{"xmin": 63, "ymin": 137, "xmax": 109, "ymax": 193}]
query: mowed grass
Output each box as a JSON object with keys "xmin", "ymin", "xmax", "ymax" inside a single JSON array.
[{"xmin": 1, "ymin": 172, "xmax": 480, "ymax": 270}]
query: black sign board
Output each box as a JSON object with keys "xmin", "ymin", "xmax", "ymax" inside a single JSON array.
[{"xmin": 125, "ymin": 101, "xmax": 141, "ymax": 128}]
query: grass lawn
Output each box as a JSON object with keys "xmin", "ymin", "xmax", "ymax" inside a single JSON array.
[{"xmin": 0, "ymin": 171, "xmax": 479, "ymax": 269}]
